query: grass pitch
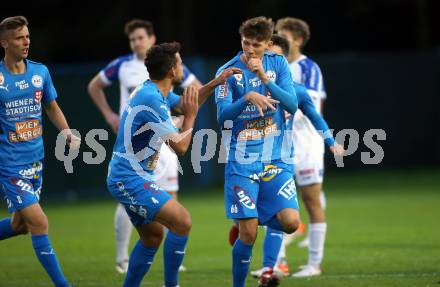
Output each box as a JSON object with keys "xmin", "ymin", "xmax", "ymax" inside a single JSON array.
[{"xmin": 1, "ymin": 169, "xmax": 439, "ymax": 287}]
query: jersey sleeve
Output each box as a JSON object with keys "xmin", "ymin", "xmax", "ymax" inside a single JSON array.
[
  {"xmin": 99, "ymin": 57, "xmax": 124, "ymax": 85},
  {"xmin": 42, "ymin": 66, "xmax": 58, "ymax": 104},
  {"xmin": 180, "ymin": 64, "xmax": 197, "ymax": 88},
  {"xmin": 302, "ymin": 60, "xmax": 326, "ymax": 99},
  {"xmin": 265, "ymin": 56, "xmax": 297, "ymax": 115},
  {"xmin": 215, "ymin": 71, "xmax": 246, "ymax": 125},
  {"xmin": 168, "ymin": 92, "xmax": 181, "ymax": 109}
]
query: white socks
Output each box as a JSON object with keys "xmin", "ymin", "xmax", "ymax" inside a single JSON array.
[
  {"xmin": 308, "ymin": 222, "xmax": 327, "ymax": 267},
  {"xmin": 114, "ymin": 203, "xmax": 133, "ymax": 263}
]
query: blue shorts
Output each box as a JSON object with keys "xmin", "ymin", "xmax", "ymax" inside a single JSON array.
[
  {"xmin": 107, "ymin": 176, "xmax": 172, "ymax": 227},
  {"xmin": 0, "ymin": 160, "xmax": 43, "ymax": 213},
  {"xmin": 224, "ymin": 160, "xmax": 298, "ymax": 225}
]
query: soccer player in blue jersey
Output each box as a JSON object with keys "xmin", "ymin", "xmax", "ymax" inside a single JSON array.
[
  {"xmin": 215, "ymin": 16, "xmax": 303, "ymax": 287},
  {"xmin": 0, "ymin": 16, "xmax": 80, "ymax": 287},
  {"xmin": 107, "ymin": 42, "xmax": 240, "ymax": 287},
  {"xmin": 88, "ymin": 19, "xmax": 202, "ymax": 273},
  {"xmin": 249, "ymin": 34, "xmax": 343, "ymax": 282}
]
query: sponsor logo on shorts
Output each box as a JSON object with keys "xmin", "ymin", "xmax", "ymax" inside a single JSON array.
[
  {"xmin": 277, "ymin": 178, "xmax": 297, "ymax": 200},
  {"xmin": 299, "ymin": 168, "xmax": 315, "ymax": 176},
  {"xmin": 261, "ymin": 164, "xmax": 283, "ymax": 182},
  {"xmin": 233, "ymin": 185, "xmax": 255, "ymax": 209},
  {"xmin": 19, "ymin": 161, "xmax": 43, "ymax": 179}
]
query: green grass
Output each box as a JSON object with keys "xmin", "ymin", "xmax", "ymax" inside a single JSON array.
[{"xmin": 1, "ymin": 169, "xmax": 440, "ymax": 287}]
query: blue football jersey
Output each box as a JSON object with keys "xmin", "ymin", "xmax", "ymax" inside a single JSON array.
[
  {"xmin": 107, "ymin": 80, "xmax": 180, "ymax": 180},
  {"xmin": 215, "ymin": 52, "xmax": 296, "ymax": 162},
  {"xmin": 0, "ymin": 59, "xmax": 57, "ymax": 166}
]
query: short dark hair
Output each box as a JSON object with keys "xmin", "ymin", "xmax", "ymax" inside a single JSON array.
[
  {"xmin": 124, "ymin": 19, "xmax": 154, "ymax": 36},
  {"xmin": 239, "ymin": 16, "xmax": 273, "ymax": 42},
  {"xmin": 0, "ymin": 16, "xmax": 28, "ymax": 39},
  {"xmin": 145, "ymin": 42, "xmax": 181, "ymax": 80},
  {"xmin": 271, "ymin": 34, "xmax": 290, "ymax": 57},
  {"xmin": 275, "ymin": 17, "xmax": 310, "ymax": 49}
]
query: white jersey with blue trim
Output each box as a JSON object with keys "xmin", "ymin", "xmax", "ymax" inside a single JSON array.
[
  {"xmin": 99, "ymin": 53, "xmax": 196, "ymax": 116},
  {"xmin": 290, "ymin": 55, "xmax": 326, "ymax": 154}
]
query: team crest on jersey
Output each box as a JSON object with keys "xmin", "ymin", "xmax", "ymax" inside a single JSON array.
[
  {"xmin": 34, "ymin": 90, "xmax": 43, "ymax": 103},
  {"xmin": 234, "ymin": 74, "xmax": 243, "ymax": 82},
  {"xmin": 31, "ymin": 75, "xmax": 43, "ymax": 88},
  {"xmin": 266, "ymin": 70, "xmax": 276, "ymax": 81}
]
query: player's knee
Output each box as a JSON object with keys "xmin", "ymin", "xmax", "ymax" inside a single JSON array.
[
  {"xmin": 12, "ymin": 221, "xmax": 28, "ymax": 235},
  {"xmin": 174, "ymin": 213, "xmax": 192, "ymax": 235},
  {"xmin": 282, "ymin": 217, "xmax": 301, "ymax": 234},
  {"xmin": 26, "ymin": 213, "xmax": 49, "ymax": 234},
  {"xmin": 238, "ymin": 223, "xmax": 258, "ymax": 244}
]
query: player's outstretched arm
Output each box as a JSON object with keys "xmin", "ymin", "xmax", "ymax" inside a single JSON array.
[
  {"xmin": 295, "ymin": 84, "xmax": 344, "ymax": 156},
  {"xmin": 87, "ymin": 74, "xmax": 119, "ymax": 134},
  {"xmin": 167, "ymin": 86, "xmax": 199, "ymax": 155},
  {"xmin": 198, "ymin": 68, "xmax": 242, "ymax": 106},
  {"xmin": 44, "ymin": 100, "xmax": 81, "ymax": 149}
]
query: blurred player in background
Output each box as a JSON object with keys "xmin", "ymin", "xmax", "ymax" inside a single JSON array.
[
  {"xmin": 276, "ymin": 17, "xmax": 332, "ymax": 277},
  {"xmin": 215, "ymin": 16, "xmax": 302, "ymax": 287},
  {"xmin": 250, "ymin": 33, "xmax": 343, "ymax": 281},
  {"xmin": 0, "ymin": 16, "xmax": 80, "ymax": 287},
  {"xmin": 87, "ymin": 19, "xmax": 201, "ymax": 273}
]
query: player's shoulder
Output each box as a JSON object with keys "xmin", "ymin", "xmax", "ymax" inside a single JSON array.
[
  {"xmin": 26, "ymin": 59, "xmax": 49, "ymax": 72},
  {"xmin": 297, "ymin": 55, "xmax": 322, "ymax": 72}
]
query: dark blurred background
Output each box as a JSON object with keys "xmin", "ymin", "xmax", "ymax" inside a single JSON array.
[{"xmin": 1, "ymin": 0, "xmax": 439, "ymax": 198}]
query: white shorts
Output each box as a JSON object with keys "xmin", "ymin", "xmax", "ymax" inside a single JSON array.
[
  {"xmin": 154, "ymin": 145, "xmax": 179, "ymax": 192},
  {"xmin": 294, "ymin": 151, "xmax": 324, "ymax": 186}
]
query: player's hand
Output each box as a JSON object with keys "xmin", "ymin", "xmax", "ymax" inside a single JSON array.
[
  {"xmin": 247, "ymin": 57, "xmax": 268, "ymax": 83},
  {"xmin": 245, "ymin": 92, "xmax": 279, "ymax": 117},
  {"xmin": 330, "ymin": 143, "xmax": 344, "ymax": 156},
  {"xmin": 181, "ymin": 86, "xmax": 199, "ymax": 119},
  {"xmin": 61, "ymin": 129, "xmax": 81, "ymax": 150},
  {"xmin": 105, "ymin": 112, "xmax": 120, "ymax": 134},
  {"xmin": 215, "ymin": 68, "xmax": 242, "ymax": 85}
]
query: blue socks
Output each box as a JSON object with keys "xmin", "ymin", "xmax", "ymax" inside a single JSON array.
[
  {"xmin": 232, "ymin": 238, "xmax": 253, "ymax": 287},
  {"xmin": 123, "ymin": 240, "xmax": 158, "ymax": 287},
  {"xmin": 163, "ymin": 231, "xmax": 188, "ymax": 287},
  {"xmin": 31, "ymin": 234, "xmax": 69, "ymax": 287},
  {"xmin": 0, "ymin": 218, "xmax": 16, "ymax": 240},
  {"xmin": 263, "ymin": 227, "xmax": 283, "ymax": 268}
]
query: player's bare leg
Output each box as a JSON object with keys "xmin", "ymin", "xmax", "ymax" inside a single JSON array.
[
  {"xmin": 292, "ymin": 183, "xmax": 326, "ymax": 277},
  {"xmin": 114, "ymin": 203, "xmax": 133, "ymax": 273}
]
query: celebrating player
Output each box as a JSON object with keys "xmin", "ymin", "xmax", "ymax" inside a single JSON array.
[
  {"xmin": 87, "ymin": 19, "xmax": 202, "ymax": 274},
  {"xmin": 215, "ymin": 16, "xmax": 302, "ymax": 287},
  {"xmin": 250, "ymin": 33, "xmax": 343, "ymax": 281},
  {"xmin": 107, "ymin": 41, "xmax": 241, "ymax": 287},
  {"xmin": 0, "ymin": 16, "xmax": 80, "ymax": 287}
]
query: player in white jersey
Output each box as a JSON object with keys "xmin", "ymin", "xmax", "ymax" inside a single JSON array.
[
  {"xmin": 87, "ymin": 19, "xmax": 201, "ymax": 274},
  {"xmin": 276, "ymin": 17, "xmax": 330, "ymax": 277}
]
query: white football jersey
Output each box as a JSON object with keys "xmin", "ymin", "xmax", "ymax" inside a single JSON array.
[{"xmin": 290, "ymin": 55, "xmax": 327, "ymax": 155}]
